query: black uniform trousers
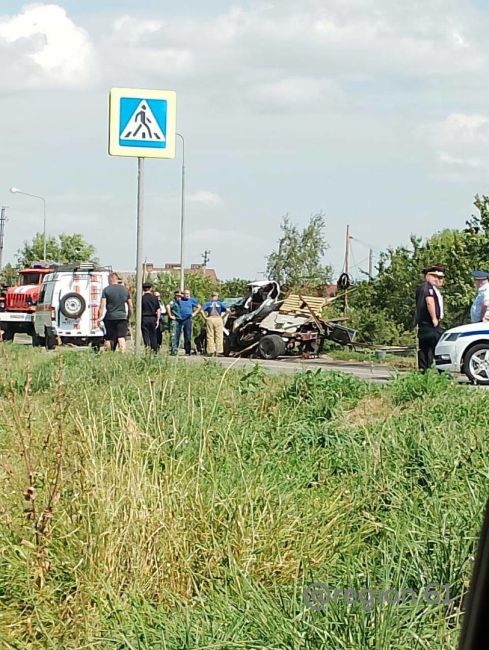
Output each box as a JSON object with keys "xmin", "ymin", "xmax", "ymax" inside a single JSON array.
[
  {"xmin": 417, "ymin": 323, "xmax": 442, "ymax": 371},
  {"xmin": 141, "ymin": 317, "xmax": 158, "ymax": 352},
  {"xmin": 156, "ymin": 319, "xmax": 163, "ymax": 349}
]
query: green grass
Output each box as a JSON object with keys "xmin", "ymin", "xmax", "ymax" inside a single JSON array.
[{"xmin": 0, "ymin": 346, "xmax": 486, "ymax": 648}]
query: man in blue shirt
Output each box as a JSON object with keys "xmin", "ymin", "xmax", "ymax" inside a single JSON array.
[
  {"xmin": 470, "ymin": 270, "xmax": 489, "ymax": 323},
  {"xmin": 172, "ymin": 288, "xmax": 200, "ymax": 355},
  {"xmin": 202, "ymin": 291, "xmax": 229, "ymax": 355}
]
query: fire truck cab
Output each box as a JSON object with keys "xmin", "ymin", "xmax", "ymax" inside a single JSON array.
[{"xmin": 0, "ymin": 264, "xmax": 52, "ymax": 341}]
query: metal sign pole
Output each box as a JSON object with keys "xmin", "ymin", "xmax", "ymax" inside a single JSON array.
[
  {"xmin": 135, "ymin": 157, "xmax": 144, "ymax": 352},
  {"xmin": 108, "ymin": 88, "xmax": 177, "ymax": 352},
  {"xmin": 177, "ymin": 133, "xmax": 186, "ymax": 292},
  {"xmin": 0, "ymin": 207, "xmax": 7, "ymax": 270}
]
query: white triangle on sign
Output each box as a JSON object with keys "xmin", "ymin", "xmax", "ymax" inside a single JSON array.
[{"xmin": 121, "ymin": 100, "xmax": 165, "ymax": 142}]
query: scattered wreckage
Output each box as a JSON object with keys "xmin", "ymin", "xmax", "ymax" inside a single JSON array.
[{"xmin": 222, "ymin": 280, "xmax": 356, "ymax": 359}]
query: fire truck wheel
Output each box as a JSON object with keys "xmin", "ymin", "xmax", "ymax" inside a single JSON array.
[
  {"xmin": 59, "ymin": 292, "xmax": 86, "ymax": 319},
  {"xmin": 1, "ymin": 324, "xmax": 14, "ymax": 341},
  {"xmin": 45, "ymin": 327, "xmax": 56, "ymax": 351},
  {"xmin": 31, "ymin": 330, "xmax": 45, "ymax": 347}
]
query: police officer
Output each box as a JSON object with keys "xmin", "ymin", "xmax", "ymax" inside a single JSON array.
[
  {"xmin": 470, "ymin": 270, "xmax": 489, "ymax": 323},
  {"xmin": 415, "ymin": 265, "xmax": 445, "ymax": 371},
  {"xmin": 141, "ymin": 282, "xmax": 160, "ymax": 352}
]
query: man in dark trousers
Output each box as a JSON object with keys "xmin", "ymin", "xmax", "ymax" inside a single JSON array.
[
  {"xmin": 98, "ymin": 272, "xmax": 132, "ymax": 352},
  {"xmin": 141, "ymin": 282, "xmax": 161, "ymax": 352},
  {"xmin": 153, "ymin": 291, "xmax": 165, "ymax": 349},
  {"xmin": 415, "ymin": 265, "xmax": 446, "ymax": 371},
  {"xmin": 175, "ymin": 288, "xmax": 201, "ymax": 355},
  {"xmin": 167, "ymin": 290, "xmax": 182, "ymax": 355}
]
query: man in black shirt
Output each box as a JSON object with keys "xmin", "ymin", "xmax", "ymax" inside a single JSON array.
[
  {"xmin": 141, "ymin": 282, "xmax": 161, "ymax": 352},
  {"xmin": 415, "ymin": 264, "xmax": 445, "ymax": 371}
]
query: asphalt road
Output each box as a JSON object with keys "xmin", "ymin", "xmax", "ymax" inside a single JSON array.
[
  {"xmin": 13, "ymin": 336, "xmax": 476, "ymax": 385},
  {"xmin": 182, "ymin": 353, "xmax": 400, "ymax": 382}
]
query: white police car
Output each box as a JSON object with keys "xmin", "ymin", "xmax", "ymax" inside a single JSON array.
[{"xmin": 435, "ymin": 322, "xmax": 489, "ymax": 384}]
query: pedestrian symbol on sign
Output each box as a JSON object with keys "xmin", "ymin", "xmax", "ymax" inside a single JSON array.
[{"xmin": 119, "ymin": 98, "xmax": 167, "ymax": 148}]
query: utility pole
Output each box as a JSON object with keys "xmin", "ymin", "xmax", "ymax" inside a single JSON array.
[
  {"xmin": 0, "ymin": 207, "xmax": 7, "ymax": 270},
  {"xmin": 344, "ymin": 224, "xmax": 350, "ymax": 313},
  {"xmin": 368, "ymin": 248, "xmax": 373, "ymax": 280},
  {"xmin": 202, "ymin": 249, "xmax": 211, "ymax": 268}
]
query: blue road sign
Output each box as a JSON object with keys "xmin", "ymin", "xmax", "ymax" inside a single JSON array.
[{"xmin": 109, "ymin": 88, "xmax": 176, "ymax": 159}]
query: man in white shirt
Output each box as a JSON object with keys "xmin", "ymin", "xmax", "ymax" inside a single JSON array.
[{"xmin": 470, "ymin": 270, "xmax": 489, "ymax": 323}]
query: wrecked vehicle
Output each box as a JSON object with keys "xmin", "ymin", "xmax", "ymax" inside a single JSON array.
[{"xmin": 223, "ymin": 280, "xmax": 356, "ymax": 359}]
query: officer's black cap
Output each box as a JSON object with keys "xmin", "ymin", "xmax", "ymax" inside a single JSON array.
[
  {"xmin": 422, "ymin": 264, "xmax": 446, "ymax": 277},
  {"xmin": 142, "ymin": 282, "xmax": 152, "ymax": 290}
]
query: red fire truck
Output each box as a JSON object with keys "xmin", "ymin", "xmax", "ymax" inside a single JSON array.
[{"xmin": 0, "ymin": 264, "xmax": 53, "ymax": 341}]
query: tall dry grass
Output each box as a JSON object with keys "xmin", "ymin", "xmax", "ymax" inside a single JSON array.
[{"xmin": 0, "ymin": 347, "xmax": 487, "ymax": 648}]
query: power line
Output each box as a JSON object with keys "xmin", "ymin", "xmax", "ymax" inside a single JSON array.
[{"xmin": 349, "ymin": 235, "xmax": 382, "ymax": 253}]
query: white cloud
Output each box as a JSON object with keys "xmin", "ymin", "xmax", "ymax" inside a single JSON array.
[
  {"xmin": 188, "ymin": 191, "xmax": 223, "ymax": 206},
  {"xmin": 425, "ymin": 113, "xmax": 489, "ymax": 179},
  {"xmin": 249, "ymin": 77, "xmax": 345, "ymax": 113},
  {"xmin": 0, "ymin": 3, "xmax": 95, "ymax": 89},
  {"xmin": 91, "ymin": 0, "xmax": 489, "ymax": 120},
  {"xmin": 434, "ymin": 113, "xmax": 489, "ymax": 145},
  {"xmin": 4, "ymin": 1, "xmax": 489, "ymax": 276},
  {"xmin": 438, "ymin": 152, "xmax": 482, "ymax": 168},
  {"xmin": 113, "ymin": 15, "xmax": 162, "ymax": 42}
]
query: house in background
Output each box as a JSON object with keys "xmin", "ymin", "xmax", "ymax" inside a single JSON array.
[
  {"xmin": 144, "ymin": 262, "xmax": 218, "ymax": 284},
  {"xmin": 118, "ymin": 262, "xmax": 218, "ymax": 285}
]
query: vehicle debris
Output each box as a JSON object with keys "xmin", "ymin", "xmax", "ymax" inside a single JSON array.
[{"xmin": 223, "ymin": 281, "xmax": 356, "ymax": 360}]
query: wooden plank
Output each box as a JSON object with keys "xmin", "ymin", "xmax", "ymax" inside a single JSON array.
[{"xmin": 279, "ymin": 294, "xmax": 326, "ymax": 316}]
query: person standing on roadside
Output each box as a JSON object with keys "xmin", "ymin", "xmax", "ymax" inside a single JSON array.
[
  {"xmin": 153, "ymin": 290, "xmax": 165, "ymax": 349},
  {"xmin": 175, "ymin": 288, "xmax": 201, "ymax": 355},
  {"xmin": 470, "ymin": 270, "xmax": 489, "ymax": 323},
  {"xmin": 141, "ymin": 282, "xmax": 160, "ymax": 352},
  {"xmin": 202, "ymin": 291, "xmax": 229, "ymax": 356},
  {"xmin": 167, "ymin": 290, "xmax": 182, "ymax": 355},
  {"xmin": 98, "ymin": 272, "xmax": 132, "ymax": 352},
  {"xmin": 414, "ymin": 265, "xmax": 445, "ymax": 371}
]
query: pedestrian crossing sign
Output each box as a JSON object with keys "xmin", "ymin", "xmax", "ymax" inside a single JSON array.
[{"xmin": 109, "ymin": 87, "xmax": 176, "ymax": 158}]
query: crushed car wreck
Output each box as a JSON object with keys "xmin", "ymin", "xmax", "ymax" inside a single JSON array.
[{"xmin": 222, "ymin": 280, "xmax": 356, "ymax": 359}]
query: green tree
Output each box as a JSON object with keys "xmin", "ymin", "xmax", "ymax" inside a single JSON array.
[
  {"xmin": 266, "ymin": 213, "xmax": 332, "ymax": 289},
  {"xmin": 219, "ymin": 278, "xmax": 250, "ymax": 298},
  {"xmin": 152, "ymin": 271, "xmax": 217, "ymax": 306},
  {"xmin": 16, "ymin": 233, "xmax": 97, "ymax": 267},
  {"xmin": 348, "ymin": 194, "xmax": 489, "ymax": 343},
  {"xmin": 0, "ymin": 263, "xmax": 19, "ymax": 288}
]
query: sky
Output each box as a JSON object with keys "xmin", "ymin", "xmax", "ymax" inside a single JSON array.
[{"xmin": 1, "ymin": 0, "xmax": 489, "ymax": 281}]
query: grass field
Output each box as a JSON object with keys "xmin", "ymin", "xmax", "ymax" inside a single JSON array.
[{"xmin": 0, "ymin": 346, "xmax": 487, "ymax": 649}]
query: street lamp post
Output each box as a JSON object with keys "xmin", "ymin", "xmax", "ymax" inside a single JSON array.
[
  {"xmin": 176, "ymin": 133, "xmax": 186, "ymax": 292},
  {"xmin": 10, "ymin": 187, "xmax": 47, "ymax": 261}
]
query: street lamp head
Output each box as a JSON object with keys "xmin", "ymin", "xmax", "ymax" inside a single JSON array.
[{"xmin": 9, "ymin": 187, "xmax": 21, "ymax": 194}]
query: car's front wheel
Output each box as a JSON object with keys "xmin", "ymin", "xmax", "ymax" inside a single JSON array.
[
  {"xmin": 258, "ymin": 334, "xmax": 286, "ymax": 360},
  {"xmin": 463, "ymin": 343, "xmax": 489, "ymax": 384}
]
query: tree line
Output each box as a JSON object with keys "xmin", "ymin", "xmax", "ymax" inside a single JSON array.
[{"xmin": 3, "ymin": 195, "xmax": 489, "ymax": 345}]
